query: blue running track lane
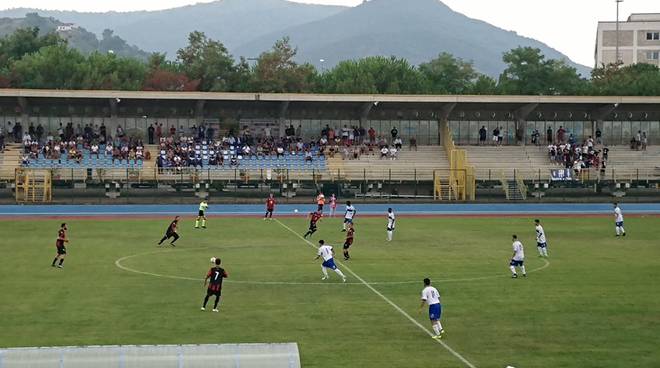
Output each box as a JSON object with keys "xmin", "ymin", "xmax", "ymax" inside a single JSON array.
[{"xmin": 0, "ymin": 203, "xmax": 659, "ymax": 216}]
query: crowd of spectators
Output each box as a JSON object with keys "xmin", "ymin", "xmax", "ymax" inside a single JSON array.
[
  {"xmin": 17, "ymin": 121, "xmax": 149, "ymax": 166},
  {"xmin": 156, "ymin": 124, "xmax": 323, "ymax": 171},
  {"xmin": 547, "ymin": 135, "xmax": 609, "ymax": 177},
  {"xmin": 319, "ymin": 124, "xmax": 415, "ymax": 161}
]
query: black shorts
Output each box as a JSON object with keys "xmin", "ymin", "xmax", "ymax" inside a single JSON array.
[
  {"xmin": 198, "ymin": 210, "xmax": 205, "ymax": 217},
  {"xmin": 56, "ymin": 246, "xmax": 66, "ymax": 255},
  {"xmin": 266, "ymin": 208, "xmax": 274, "ymax": 213},
  {"xmin": 343, "ymin": 241, "xmax": 353, "ymax": 249},
  {"xmin": 206, "ymin": 288, "xmax": 222, "ymax": 297},
  {"xmin": 309, "ymin": 223, "xmax": 317, "ymax": 232}
]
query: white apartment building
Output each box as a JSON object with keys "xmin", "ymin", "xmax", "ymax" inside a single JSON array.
[{"xmin": 595, "ymin": 13, "xmax": 660, "ymax": 67}]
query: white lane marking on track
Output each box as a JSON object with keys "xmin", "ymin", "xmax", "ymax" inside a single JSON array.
[
  {"xmin": 115, "ymin": 247, "xmax": 549, "ymax": 287},
  {"xmin": 275, "ymin": 219, "xmax": 479, "ymax": 368}
]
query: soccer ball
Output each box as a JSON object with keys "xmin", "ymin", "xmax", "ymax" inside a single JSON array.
[
  {"xmin": 294, "ymin": 209, "xmax": 299, "ymax": 213},
  {"xmin": 210, "ymin": 257, "xmax": 216, "ymax": 263}
]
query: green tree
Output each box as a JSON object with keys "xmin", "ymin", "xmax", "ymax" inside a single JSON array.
[
  {"xmin": 0, "ymin": 27, "xmax": 63, "ymax": 69},
  {"xmin": 419, "ymin": 53, "xmax": 478, "ymax": 94},
  {"xmin": 470, "ymin": 75, "xmax": 499, "ymax": 95},
  {"xmin": 9, "ymin": 44, "xmax": 87, "ymax": 89},
  {"xmin": 498, "ymin": 47, "xmax": 586, "ymax": 95},
  {"xmin": 176, "ymin": 31, "xmax": 236, "ymax": 91},
  {"xmin": 319, "ymin": 56, "xmax": 425, "ymax": 94},
  {"xmin": 251, "ymin": 37, "xmax": 317, "ymax": 93},
  {"xmin": 82, "ymin": 52, "xmax": 147, "ymax": 90},
  {"xmin": 590, "ymin": 62, "xmax": 660, "ymax": 96}
]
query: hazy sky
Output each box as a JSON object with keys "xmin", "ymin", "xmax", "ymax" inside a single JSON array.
[{"xmin": 1, "ymin": 0, "xmax": 659, "ymax": 66}]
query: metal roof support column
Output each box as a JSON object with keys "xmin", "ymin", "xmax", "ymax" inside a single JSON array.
[
  {"xmin": 513, "ymin": 103, "xmax": 538, "ymax": 145},
  {"xmin": 278, "ymin": 101, "xmax": 290, "ymax": 138},
  {"xmin": 108, "ymin": 98, "xmax": 118, "ymax": 128},
  {"xmin": 17, "ymin": 97, "xmax": 29, "ymax": 126},
  {"xmin": 359, "ymin": 102, "xmax": 375, "ymax": 128},
  {"xmin": 195, "ymin": 100, "xmax": 206, "ymax": 125}
]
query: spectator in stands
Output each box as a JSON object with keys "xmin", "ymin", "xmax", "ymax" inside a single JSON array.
[
  {"xmin": 389, "ymin": 146, "xmax": 398, "ymax": 160},
  {"xmin": 116, "ymin": 125, "xmax": 125, "ymax": 139},
  {"xmin": 634, "ymin": 131, "xmax": 642, "ymax": 150},
  {"xmin": 531, "ymin": 129, "xmax": 540, "ymax": 146},
  {"xmin": 0, "ymin": 127, "xmax": 4, "ymax": 152},
  {"xmin": 595, "ymin": 128, "xmax": 602, "ymax": 145},
  {"xmin": 641, "ymin": 132, "xmax": 648, "ymax": 151},
  {"xmin": 557, "ymin": 126, "xmax": 566, "ymax": 143},
  {"xmin": 169, "ymin": 125, "xmax": 176, "ymax": 137},
  {"xmin": 380, "ymin": 145, "xmax": 389, "ymax": 159},
  {"xmin": 276, "ymin": 146, "xmax": 284, "ymax": 158},
  {"xmin": 568, "ymin": 134, "xmax": 576, "ymax": 145},
  {"xmin": 147, "ymin": 124, "xmax": 155, "ymax": 144},
  {"xmin": 368, "ymin": 127, "xmax": 376, "ymax": 144},
  {"xmin": 285, "ymin": 124, "xmax": 295, "ymax": 138},
  {"xmin": 13, "ymin": 121, "xmax": 22, "ymax": 143},
  {"xmin": 296, "ymin": 124, "xmax": 302, "ymax": 138},
  {"xmin": 305, "ymin": 150, "xmax": 313, "ymax": 162},
  {"xmin": 99, "ymin": 123, "xmax": 107, "ymax": 140},
  {"xmin": 90, "ymin": 143, "xmax": 100, "ymax": 158},
  {"xmin": 409, "ymin": 136, "xmax": 417, "ymax": 151},
  {"xmin": 478, "ymin": 126, "xmax": 487, "ymax": 145},
  {"xmin": 492, "ymin": 126, "xmax": 500, "ymax": 145},
  {"xmin": 394, "ymin": 137, "xmax": 403, "ymax": 150},
  {"xmin": 391, "ymin": 126, "xmax": 398, "ymax": 140},
  {"xmin": 341, "ymin": 125, "xmax": 350, "ymax": 143},
  {"xmin": 35, "ymin": 123, "xmax": 44, "ymax": 143}
]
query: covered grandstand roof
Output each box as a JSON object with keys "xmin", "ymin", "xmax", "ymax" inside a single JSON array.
[{"xmin": 1, "ymin": 89, "xmax": 659, "ymax": 121}]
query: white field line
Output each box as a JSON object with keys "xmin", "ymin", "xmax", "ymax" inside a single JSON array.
[
  {"xmin": 115, "ymin": 246, "xmax": 549, "ymax": 287},
  {"xmin": 275, "ymin": 219, "xmax": 478, "ymax": 368}
]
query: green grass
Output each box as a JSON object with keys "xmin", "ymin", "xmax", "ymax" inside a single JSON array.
[{"xmin": 1, "ymin": 215, "xmax": 660, "ymax": 368}]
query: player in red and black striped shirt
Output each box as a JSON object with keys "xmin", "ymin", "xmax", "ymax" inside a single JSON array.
[
  {"xmin": 343, "ymin": 223, "xmax": 355, "ymax": 261},
  {"xmin": 264, "ymin": 194, "xmax": 276, "ymax": 220},
  {"xmin": 51, "ymin": 223, "xmax": 68, "ymax": 268},
  {"xmin": 158, "ymin": 216, "xmax": 180, "ymax": 246},
  {"xmin": 202, "ymin": 258, "xmax": 228, "ymax": 312},
  {"xmin": 303, "ymin": 211, "xmax": 323, "ymax": 238}
]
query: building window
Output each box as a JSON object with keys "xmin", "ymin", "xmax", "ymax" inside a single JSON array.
[
  {"xmin": 646, "ymin": 32, "xmax": 660, "ymax": 40},
  {"xmin": 647, "ymin": 51, "xmax": 660, "ymax": 60}
]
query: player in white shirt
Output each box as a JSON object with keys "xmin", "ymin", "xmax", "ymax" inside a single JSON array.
[
  {"xmin": 419, "ymin": 278, "xmax": 444, "ymax": 339},
  {"xmin": 314, "ymin": 240, "xmax": 346, "ymax": 282},
  {"xmin": 613, "ymin": 203, "xmax": 626, "ymax": 237},
  {"xmin": 534, "ymin": 219, "xmax": 548, "ymax": 257},
  {"xmin": 342, "ymin": 201, "xmax": 356, "ymax": 231},
  {"xmin": 386, "ymin": 208, "xmax": 396, "ymax": 241},
  {"xmin": 509, "ymin": 235, "xmax": 527, "ymax": 278}
]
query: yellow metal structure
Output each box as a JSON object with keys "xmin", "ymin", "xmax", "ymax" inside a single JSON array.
[
  {"xmin": 435, "ymin": 121, "xmax": 475, "ymax": 201},
  {"xmin": 15, "ymin": 168, "xmax": 52, "ymax": 203}
]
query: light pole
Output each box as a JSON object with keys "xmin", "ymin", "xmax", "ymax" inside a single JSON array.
[{"xmin": 615, "ymin": 0, "xmax": 624, "ymax": 64}]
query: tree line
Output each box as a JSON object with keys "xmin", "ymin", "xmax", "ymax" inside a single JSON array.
[{"xmin": 1, "ymin": 27, "xmax": 660, "ymax": 95}]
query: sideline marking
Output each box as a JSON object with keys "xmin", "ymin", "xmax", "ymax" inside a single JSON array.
[
  {"xmin": 114, "ymin": 247, "xmax": 549, "ymax": 286},
  {"xmin": 274, "ymin": 219, "xmax": 479, "ymax": 368}
]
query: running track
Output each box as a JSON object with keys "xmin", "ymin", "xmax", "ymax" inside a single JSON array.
[{"xmin": 0, "ymin": 203, "xmax": 659, "ymax": 217}]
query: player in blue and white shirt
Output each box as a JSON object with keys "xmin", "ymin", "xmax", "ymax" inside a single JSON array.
[
  {"xmin": 314, "ymin": 240, "xmax": 347, "ymax": 282},
  {"xmin": 613, "ymin": 203, "xmax": 626, "ymax": 237},
  {"xmin": 342, "ymin": 201, "xmax": 356, "ymax": 232},
  {"xmin": 419, "ymin": 278, "xmax": 444, "ymax": 339},
  {"xmin": 509, "ymin": 235, "xmax": 527, "ymax": 278},
  {"xmin": 386, "ymin": 208, "xmax": 396, "ymax": 241},
  {"xmin": 534, "ymin": 219, "xmax": 548, "ymax": 258}
]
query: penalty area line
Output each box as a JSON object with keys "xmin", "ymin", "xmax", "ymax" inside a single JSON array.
[{"xmin": 274, "ymin": 219, "xmax": 478, "ymax": 368}]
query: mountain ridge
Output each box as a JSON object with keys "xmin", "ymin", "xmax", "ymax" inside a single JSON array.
[{"xmin": 0, "ymin": 0, "xmax": 590, "ymax": 76}]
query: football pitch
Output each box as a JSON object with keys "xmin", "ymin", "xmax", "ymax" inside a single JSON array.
[{"xmin": 1, "ymin": 213, "xmax": 660, "ymax": 367}]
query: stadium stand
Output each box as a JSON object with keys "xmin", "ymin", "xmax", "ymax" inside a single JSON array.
[{"xmin": 327, "ymin": 146, "xmax": 450, "ymax": 181}]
